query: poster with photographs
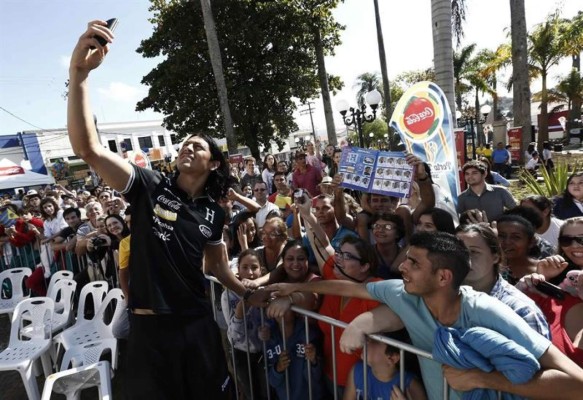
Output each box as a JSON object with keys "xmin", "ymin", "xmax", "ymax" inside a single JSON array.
[{"xmin": 338, "ymin": 147, "xmax": 414, "ymax": 198}]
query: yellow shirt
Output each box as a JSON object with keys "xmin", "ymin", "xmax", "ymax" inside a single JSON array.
[{"xmin": 119, "ymin": 235, "xmax": 131, "ymax": 270}]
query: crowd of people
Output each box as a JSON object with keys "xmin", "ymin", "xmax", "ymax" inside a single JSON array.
[{"xmin": 4, "ymin": 19, "xmax": 581, "ymax": 400}]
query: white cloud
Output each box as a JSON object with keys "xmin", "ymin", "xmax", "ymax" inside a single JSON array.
[
  {"xmin": 59, "ymin": 55, "xmax": 71, "ymax": 69},
  {"xmin": 97, "ymin": 82, "xmax": 146, "ymax": 103}
]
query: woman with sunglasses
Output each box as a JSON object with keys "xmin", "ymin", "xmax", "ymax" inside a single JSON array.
[
  {"xmin": 274, "ymin": 192, "xmax": 381, "ymax": 398},
  {"xmin": 516, "ymin": 217, "xmax": 583, "ymax": 367}
]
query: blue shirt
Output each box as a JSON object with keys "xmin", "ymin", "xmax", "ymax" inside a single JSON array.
[
  {"xmin": 366, "ymin": 281, "xmax": 551, "ymax": 400},
  {"xmin": 492, "ymin": 149, "xmax": 509, "ymax": 164},
  {"xmin": 352, "ymin": 362, "xmax": 414, "ymax": 400},
  {"xmin": 489, "ymin": 275, "xmax": 550, "ymax": 339}
]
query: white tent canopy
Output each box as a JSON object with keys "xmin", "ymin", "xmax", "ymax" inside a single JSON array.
[{"xmin": 0, "ymin": 158, "xmax": 54, "ymax": 190}]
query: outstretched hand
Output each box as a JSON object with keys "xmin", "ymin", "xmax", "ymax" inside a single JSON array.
[
  {"xmin": 70, "ymin": 20, "xmax": 115, "ymax": 74},
  {"xmin": 246, "ymin": 287, "xmax": 272, "ymax": 308},
  {"xmin": 266, "ymin": 283, "xmax": 298, "ymax": 298}
]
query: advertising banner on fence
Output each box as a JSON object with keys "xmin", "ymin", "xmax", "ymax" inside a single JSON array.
[
  {"xmin": 507, "ymin": 126, "xmax": 522, "ymax": 162},
  {"xmin": 389, "ymin": 81, "xmax": 461, "ymax": 214}
]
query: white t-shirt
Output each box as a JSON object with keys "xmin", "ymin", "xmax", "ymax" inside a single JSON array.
[{"xmin": 539, "ymin": 217, "xmax": 564, "ymax": 250}]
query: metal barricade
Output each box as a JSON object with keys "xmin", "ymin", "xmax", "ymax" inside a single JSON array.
[{"xmin": 204, "ymin": 275, "xmax": 507, "ymax": 400}]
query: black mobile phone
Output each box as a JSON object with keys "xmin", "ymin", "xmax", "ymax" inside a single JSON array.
[
  {"xmin": 91, "ymin": 18, "xmax": 119, "ymax": 49},
  {"xmin": 535, "ymin": 281, "xmax": 565, "ymax": 300}
]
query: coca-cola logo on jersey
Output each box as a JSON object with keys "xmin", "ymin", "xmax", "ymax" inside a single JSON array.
[
  {"xmin": 157, "ymin": 194, "xmax": 181, "ymax": 211},
  {"xmin": 0, "ymin": 166, "xmax": 24, "ymax": 176},
  {"xmin": 403, "ymin": 98, "xmax": 435, "ymax": 134}
]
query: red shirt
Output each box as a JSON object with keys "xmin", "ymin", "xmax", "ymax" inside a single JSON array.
[
  {"xmin": 530, "ymin": 293, "xmax": 583, "ymax": 367},
  {"xmin": 317, "ymin": 256, "xmax": 381, "ymax": 386},
  {"xmin": 5, "ymin": 218, "xmax": 43, "ymax": 247},
  {"xmin": 292, "ymin": 165, "xmax": 322, "ymax": 196}
]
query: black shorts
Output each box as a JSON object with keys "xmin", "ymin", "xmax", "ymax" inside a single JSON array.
[{"xmin": 126, "ymin": 313, "xmax": 234, "ymax": 400}]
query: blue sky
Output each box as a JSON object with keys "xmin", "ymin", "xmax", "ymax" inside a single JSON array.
[{"xmin": 0, "ymin": 0, "xmax": 580, "ymax": 136}]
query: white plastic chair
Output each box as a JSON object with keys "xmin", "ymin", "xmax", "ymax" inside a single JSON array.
[
  {"xmin": 54, "ymin": 288, "xmax": 125, "ymax": 356},
  {"xmin": 0, "ymin": 267, "xmax": 32, "ymax": 318},
  {"xmin": 41, "ymin": 360, "xmax": 112, "ymax": 400},
  {"xmin": 41, "ymin": 339, "xmax": 116, "ymax": 400},
  {"xmin": 46, "ymin": 270, "xmax": 75, "ymax": 299},
  {"xmin": 22, "ymin": 279, "xmax": 77, "ymax": 338},
  {"xmin": 0, "ymin": 297, "xmax": 54, "ymax": 400},
  {"xmin": 75, "ymin": 281, "xmax": 109, "ymax": 323}
]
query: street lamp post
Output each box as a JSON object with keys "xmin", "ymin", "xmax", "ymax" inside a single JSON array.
[
  {"xmin": 336, "ymin": 89, "xmax": 382, "ymax": 147},
  {"xmin": 368, "ymin": 132, "xmax": 374, "ymax": 147},
  {"xmin": 457, "ymin": 105, "xmax": 492, "ymax": 160}
]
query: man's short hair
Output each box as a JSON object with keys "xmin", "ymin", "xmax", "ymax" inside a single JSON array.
[
  {"xmin": 409, "ymin": 231, "xmax": 470, "ymax": 290},
  {"xmin": 461, "ymin": 160, "xmax": 487, "ymax": 175},
  {"xmin": 63, "ymin": 207, "xmax": 81, "ymax": 219},
  {"xmin": 273, "ymin": 171, "xmax": 286, "ymax": 180},
  {"xmin": 245, "ymin": 157, "xmax": 256, "ymax": 165}
]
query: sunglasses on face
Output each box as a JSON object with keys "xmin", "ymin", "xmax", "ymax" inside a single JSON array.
[
  {"xmin": 371, "ymin": 223, "xmax": 395, "ymax": 231},
  {"xmin": 558, "ymin": 235, "xmax": 583, "ymax": 247},
  {"xmin": 254, "ymin": 188, "xmax": 266, "ymax": 192}
]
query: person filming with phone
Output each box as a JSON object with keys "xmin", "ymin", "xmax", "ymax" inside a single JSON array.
[{"xmin": 67, "ymin": 20, "xmax": 270, "ymax": 399}]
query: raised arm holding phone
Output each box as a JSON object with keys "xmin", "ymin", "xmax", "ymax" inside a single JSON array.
[{"xmin": 67, "ymin": 20, "xmax": 269, "ymax": 400}]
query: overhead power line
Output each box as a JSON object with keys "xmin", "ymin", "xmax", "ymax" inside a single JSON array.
[{"xmin": 0, "ymin": 105, "xmax": 46, "ymax": 131}]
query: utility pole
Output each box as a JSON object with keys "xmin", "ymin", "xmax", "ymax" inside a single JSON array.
[{"xmin": 299, "ymin": 102, "xmax": 317, "ymax": 143}]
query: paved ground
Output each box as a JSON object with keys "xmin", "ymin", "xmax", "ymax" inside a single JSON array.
[{"xmin": 0, "ymin": 313, "xmax": 126, "ymax": 399}]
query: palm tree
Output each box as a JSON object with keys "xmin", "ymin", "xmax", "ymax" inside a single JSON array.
[
  {"xmin": 528, "ymin": 12, "xmax": 565, "ymax": 147},
  {"xmin": 453, "ymin": 43, "xmax": 477, "ymax": 112},
  {"xmin": 430, "ymin": 0, "xmax": 457, "ymax": 116},
  {"xmin": 557, "ymin": 69, "xmax": 583, "ymax": 140},
  {"xmin": 560, "ymin": 12, "xmax": 583, "ymax": 134},
  {"xmin": 199, "ymin": 0, "xmax": 236, "ymax": 154},
  {"xmin": 509, "ymin": 0, "xmax": 533, "ymax": 159},
  {"xmin": 372, "ymin": 0, "xmax": 392, "ymax": 125},
  {"xmin": 354, "ymin": 72, "xmax": 382, "ymax": 110},
  {"xmin": 313, "ymin": 25, "xmax": 338, "ymax": 146},
  {"xmin": 479, "ymin": 44, "xmax": 512, "ymax": 121}
]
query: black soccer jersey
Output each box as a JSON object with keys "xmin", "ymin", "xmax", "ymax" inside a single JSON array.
[{"xmin": 122, "ymin": 165, "xmax": 225, "ymax": 315}]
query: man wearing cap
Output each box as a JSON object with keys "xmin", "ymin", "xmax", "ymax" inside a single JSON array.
[
  {"xmin": 318, "ymin": 176, "xmax": 335, "ymax": 196},
  {"xmin": 24, "ymin": 190, "xmax": 42, "ymax": 216},
  {"xmin": 292, "ymin": 151, "xmax": 322, "ymax": 196}
]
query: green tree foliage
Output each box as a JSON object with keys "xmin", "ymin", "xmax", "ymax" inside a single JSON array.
[{"xmin": 137, "ymin": 0, "xmax": 343, "ymax": 158}]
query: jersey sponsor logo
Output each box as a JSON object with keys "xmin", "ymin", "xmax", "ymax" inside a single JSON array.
[
  {"xmin": 154, "ymin": 204, "xmax": 177, "ymax": 221},
  {"xmin": 157, "ymin": 194, "xmax": 181, "ymax": 211},
  {"xmin": 199, "ymin": 225, "xmax": 212, "ymax": 238}
]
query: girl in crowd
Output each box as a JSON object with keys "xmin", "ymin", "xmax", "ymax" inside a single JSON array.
[
  {"xmin": 553, "ymin": 171, "xmax": 583, "ymax": 220},
  {"xmin": 370, "ymin": 213, "xmax": 406, "ymax": 280},
  {"xmin": 262, "ymin": 154, "xmax": 277, "ymax": 195},
  {"xmin": 455, "ymin": 223, "xmax": 550, "ymax": 338},
  {"xmin": 517, "ymin": 217, "xmax": 583, "ymax": 367},
  {"xmin": 40, "ymin": 197, "xmax": 67, "ymax": 244},
  {"xmin": 329, "ymin": 149, "xmax": 342, "ymax": 178},
  {"xmin": 222, "ymin": 249, "xmax": 268, "ymax": 400},
  {"xmin": 232, "ymin": 211, "xmax": 261, "ymax": 257},
  {"xmin": 496, "ymin": 214, "xmax": 539, "ymax": 284},
  {"xmin": 415, "ymin": 207, "xmax": 456, "ymax": 235}
]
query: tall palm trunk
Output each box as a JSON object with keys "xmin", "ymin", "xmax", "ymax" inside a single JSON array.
[
  {"xmin": 509, "ymin": 0, "xmax": 532, "ymax": 158},
  {"xmin": 313, "ymin": 25, "xmax": 337, "ymax": 146},
  {"xmin": 538, "ymin": 71, "xmax": 549, "ymax": 146},
  {"xmin": 431, "ymin": 0, "xmax": 456, "ymax": 118},
  {"xmin": 199, "ymin": 0, "xmax": 236, "ymax": 154},
  {"xmin": 373, "ymin": 0, "xmax": 393, "ymax": 148}
]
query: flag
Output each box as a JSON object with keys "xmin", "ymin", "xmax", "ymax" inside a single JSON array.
[
  {"xmin": 390, "ymin": 81, "xmax": 461, "ymax": 217},
  {"xmin": 0, "ymin": 206, "xmax": 18, "ymax": 228}
]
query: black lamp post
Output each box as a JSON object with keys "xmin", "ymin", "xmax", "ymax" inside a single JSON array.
[
  {"xmin": 456, "ymin": 105, "xmax": 492, "ymax": 160},
  {"xmin": 336, "ymin": 90, "xmax": 382, "ymax": 147}
]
